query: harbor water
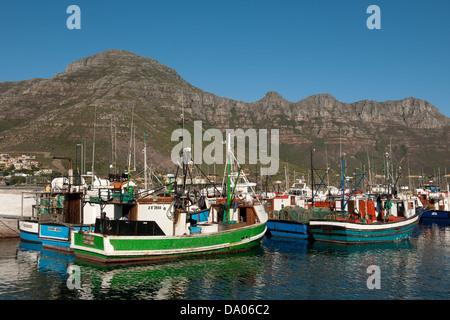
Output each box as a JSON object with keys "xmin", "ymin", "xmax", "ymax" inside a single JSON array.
[{"xmin": 0, "ymin": 223, "xmax": 448, "ymax": 301}]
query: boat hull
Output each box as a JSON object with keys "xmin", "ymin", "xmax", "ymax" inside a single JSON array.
[
  {"xmin": 266, "ymin": 220, "xmax": 309, "ymax": 240},
  {"xmin": 309, "ymin": 214, "xmax": 419, "ymax": 244},
  {"xmin": 39, "ymin": 223, "xmax": 92, "ymax": 252},
  {"xmin": 71, "ymin": 222, "xmax": 267, "ymax": 264},
  {"xmin": 18, "ymin": 219, "xmax": 41, "ymax": 243},
  {"xmin": 420, "ymin": 210, "xmax": 449, "ymax": 223}
]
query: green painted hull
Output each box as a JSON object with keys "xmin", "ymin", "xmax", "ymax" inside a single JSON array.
[{"xmin": 72, "ymin": 223, "xmax": 266, "ymax": 264}]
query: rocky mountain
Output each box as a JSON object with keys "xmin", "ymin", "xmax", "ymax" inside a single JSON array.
[{"xmin": 0, "ymin": 49, "xmax": 449, "ymax": 179}]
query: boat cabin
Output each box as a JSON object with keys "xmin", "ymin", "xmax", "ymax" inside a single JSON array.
[
  {"xmin": 333, "ymin": 194, "xmax": 417, "ymax": 223},
  {"xmin": 92, "ymin": 191, "xmax": 265, "ymax": 238}
]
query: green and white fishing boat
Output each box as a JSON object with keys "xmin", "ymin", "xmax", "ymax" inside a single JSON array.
[{"xmin": 71, "ymin": 141, "xmax": 268, "ymax": 264}]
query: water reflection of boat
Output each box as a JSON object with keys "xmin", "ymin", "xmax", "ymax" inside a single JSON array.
[
  {"xmin": 38, "ymin": 247, "xmax": 75, "ymax": 274},
  {"xmin": 310, "ymin": 236, "xmax": 414, "ymax": 254},
  {"xmin": 18, "ymin": 240, "xmax": 74, "ymax": 270},
  {"xmin": 262, "ymin": 237, "xmax": 311, "ymax": 257},
  {"xmin": 18, "ymin": 240, "xmax": 42, "ymax": 252},
  {"xmin": 72, "ymin": 247, "xmax": 264, "ymax": 299}
]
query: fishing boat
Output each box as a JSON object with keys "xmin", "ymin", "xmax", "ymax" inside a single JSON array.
[
  {"xmin": 18, "ymin": 159, "xmax": 85, "ymax": 245},
  {"xmin": 71, "ymin": 139, "xmax": 268, "ymax": 264},
  {"xmin": 18, "ymin": 190, "xmax": 91, "ymax": 249},
  {"xmin": 17, "ymin": 171, "xmax": 134, "ymax": 251},
  {"xmin": 266, "ymin": 148, "xmax": 333, "ymax": 240},
  {"xmin": 265, "ymin": 184, "xmax": 318, "ymax": 240},
  {"xmin": 41, "ymin": 172, "xmax": 141, "ymax": 252},
  {"xmin": 37, "ymin": 190, "xmax": 101, "ymax": 252},
  {"xmin": 266, "ymin": 206, "xmax": 330, "ymax": 240},
  {"xmin": 417, "ymin": 185, "xmax": 450, "ymax": 223},
  {"xmin": 309, "ymin": 157, "xmax": 419, "ymax": 244},
  {"xmin": 18, "ymin": 190, "xmax": 46, "ymax": 244}
]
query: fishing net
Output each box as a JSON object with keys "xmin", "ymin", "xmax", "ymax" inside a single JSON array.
[
  {"xmin": 38, "ymin": 195, "xmax": 65, "ymax": 214},
  {"xmin": 276, "ymin": 206, "xmax": 350, "ymax": 223}
]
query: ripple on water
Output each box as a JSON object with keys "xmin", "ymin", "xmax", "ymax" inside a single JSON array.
[{"xmin": 0, "ymin": 224, "xmax": 449, "ymax": 300}]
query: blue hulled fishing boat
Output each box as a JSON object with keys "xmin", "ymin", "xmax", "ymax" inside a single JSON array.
[
  {"xmin": 266, "ymin": 216, "xmax": 310, "ymax": 240},
  {"xmin": 417, "ymin": 185, "xmax": 450, "ymax": 224},
  {"xmin": 265, "ymin": 149, "xmax": 334, "ymax": 241}
]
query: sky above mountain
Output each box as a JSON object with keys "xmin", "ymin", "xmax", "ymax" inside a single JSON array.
[{"xmin": 0, "ymin": 0, "xmax": 449, "ymax": 117}]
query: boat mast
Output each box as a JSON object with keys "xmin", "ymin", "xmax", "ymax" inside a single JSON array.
[
  {"xmin": 133, "ymin": 122, "xmax": 136, "ymax": 172},
  {"xmin": 111, "ymin": 116, "xmax": 114, "ymax": 175},
  {"xmin": 284, "ymin": 165, "xmax": 288, "ymax": 193},
  {"xmin": 311, "ymin": 147, "xmax": 315, "ymax": 207},
  {"xmin": 341, "ymin": 155, "xmax": 345, "ymax": 210},
  {"xmin": 367, "ymin": 150, "xmax": 372, "ymax": 194},
  {"xmin": 128, "ymin": 106, "xmax": 134, "ymax": 173},
  {"xmin": 385, "ymin": 152, "xmax": 391, "ymax": 196},
  {"xmin": 226, "ymin": 133, "xmax": 232, "ymax": 222},
  {"xmin": 81, "ymin": 136, "xmax": 84, "ymax": 176},
  {"xmin": 114, "ymin": 125, "xmax": 117, "ymax": 175},
  {"xmin": 92, "ymin": 105, "xmax": 96, "ymax": 182},
  {"xmin": 325, "ymin": 143, "xmax": 330, "ymax": 187},
  {"xmin": 181, "ymin": 93, "xmax": 189, "ymax": 193},
  {"xmin": 144, "ymin": 132, "xmax": 148, "ymax": 190}
]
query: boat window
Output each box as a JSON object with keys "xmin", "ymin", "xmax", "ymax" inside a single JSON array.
[
  {"xmin": 239, "ymin": 207, "xmax": 247, "ymax": 222},
  {"xmin": 397, "ymin": 203, "xmax": 405, "ymax": 217},
  {"xmin": 94, "ymin": 218, "xmax": 165, "ymax": 236}
]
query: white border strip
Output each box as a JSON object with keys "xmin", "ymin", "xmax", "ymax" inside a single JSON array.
[{"xmin": 309, "ymin": 215, "xmax": 418, "ymax": 231}]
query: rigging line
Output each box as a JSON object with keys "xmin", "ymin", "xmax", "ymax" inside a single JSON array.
[
  {"xmin": 138, "ymin": 140, "xmax": 182, "ymax": 170},
  {"xmin": 152, "ymin": 140, "xmax": 177, "ymax": 154},
  {"xmin": 0, "ymin": 218, "xmax": 19, "ymax": 235},
  {"xmin": 192, "ymin": 121, "xmax": 226, "ymax": 143},
  {"xmin": 193, "ymin": 163, "xmax": 222, "ymax": 195}
]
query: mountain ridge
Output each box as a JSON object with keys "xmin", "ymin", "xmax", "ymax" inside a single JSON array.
[{"xmin": 0, "ymin": 49, "xmax": 448, "ymax": 177}]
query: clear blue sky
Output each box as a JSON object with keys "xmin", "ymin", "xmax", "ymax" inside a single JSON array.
[{"xmin": 1, "ymin": 0, "xmax": 449, "ymax": 117}]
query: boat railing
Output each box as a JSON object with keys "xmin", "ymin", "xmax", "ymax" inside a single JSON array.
[{"xmin": 269, "ymin": 206, "xmax": 351, "ymax": 223}]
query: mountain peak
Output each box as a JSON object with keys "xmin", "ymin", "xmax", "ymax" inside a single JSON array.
[
  {"xmin": 61, "ymin": 49, "xmax": 140, "ymax": 74},
  {"xmin": 303, "ymin": 93, "xmax": 337, "ymax": 102},
  {"xmin": 260, "ymin": 91, "xmax": 288, "ymax": 102},
  {"xmin": 264, "ymin": 90, "xmax": 282, "ymax": 97},
  {"xmin": 55, "ymin": 49, "xmax": 186, "ymax": 86}
]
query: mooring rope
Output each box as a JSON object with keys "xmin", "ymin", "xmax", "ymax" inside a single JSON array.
[{"xmin": 0, "ymin": 217, "xmax": 20, "ymax": 235}]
